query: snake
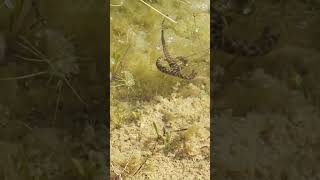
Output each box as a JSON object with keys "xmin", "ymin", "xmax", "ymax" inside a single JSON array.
[
  {"xmin": 156, "ymin": 6, "xmax": 280, "ymax": 79},
  {"xmin": 156, "ymin": 19, "xmax": 197, "ymax": 80}
]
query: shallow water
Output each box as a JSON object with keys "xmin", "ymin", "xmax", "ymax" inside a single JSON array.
[{"xmin": 110, "ymin": 0, "xmax": 210, "ymax": 179}]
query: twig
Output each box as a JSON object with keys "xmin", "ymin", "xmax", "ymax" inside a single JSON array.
[
  {"xmin": 53, "ymin": 80, "xmax": 63, "ymax": 125},
  {"xmin": 138, "ymin": 0, "xmax": 177, "ymax": 24},
  {"xmin": 18, "ymin": 36, "xmax": 48, "ymax": 61},
  {"xmin": 111, "ymin": 0, "xmax": 125, "ymax": 7},
  {"xmin": 62, "ymin": 76, "xmax": 87, "ymax": 107},
  {"xmin": 120, "ymin": 152, "xmax": 133, "ymax": 176},
  {"xmin": 0, "ymin": 71, "xmax": 48, "ymax": 80},
  {"xmin": 14, "ymin": 54, "xmax": 46, "ymax": 62},
  {"xmin": 133, "ymin": 142, "xmax": 157, "ymax": 176},
  {"xmin": 114, "ymin": 44, "xmax": 131, "ymax": 76},
  {"xmin": 111, "ymin": 4, "xmax": 123, "ymax": 7},
  {"xmin": 177, "ymin": 0, "xmax": 191, "ymax": 5}
]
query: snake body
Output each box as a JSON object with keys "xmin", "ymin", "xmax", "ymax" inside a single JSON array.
[
  {"xmin": 156, "ymin": 20, "xmax": 197, "ymax": 80},
  {"xmin": 156, "ymin": 7, "xmax": 279, "ymax": 79}
]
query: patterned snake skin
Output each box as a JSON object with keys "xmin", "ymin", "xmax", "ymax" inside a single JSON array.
[
  {"xmin": 156, "ymin": 19, "xmax": 197, "ymax": 80},
  {"xmin": 156, "ymin": 6, "xmax": 280, "ymax": 80}
]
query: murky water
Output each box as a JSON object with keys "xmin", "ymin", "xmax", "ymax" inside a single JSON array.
[
  {"xmin": 212, "ymin": 0, "xmax": 320, "ymax": 179},
  {"xmin": 0, "ymin": 1, "xmax": 107, "ymax": 179}
]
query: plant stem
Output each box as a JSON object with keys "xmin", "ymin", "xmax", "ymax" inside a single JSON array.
[
  {"xmin": 139, "ymin": 0, "xmax": 177, "ymax": 24},
  {"xmin": 0, "ymin": 71, "xmax": 48, "ymax": 80}
]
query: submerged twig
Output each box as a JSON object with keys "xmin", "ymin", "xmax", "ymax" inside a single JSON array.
[
  {"xmin": 111, "ymin": 3, "xmax": 124, "ymax": 7},
  {"xmin": 14, "ymin": 54, "xmax": 46, "ymax": 62},
  {"xmin": 53, "ymin": 80, "xmax": 63, "ymax": 125},
  {"xmin": 110, "ymin": 0, "xmax": 126, "ymax": 7},
  {"xmin": 62, "ymin": 76, "xmax": 87, "ymax": 107},
  {"xmin": 113, "ymin": 44, "xmax": 131, "ymax": 77},
  {"xmin": 139, "ymin": 0, "xmax": 177, "ymax": 24},
  {"xmin": 133, "ymin": 141, "xmax": 157, "ymax": 176},
  {"xmin": 111, "ymin": 151, "xmax": 134, "ymax": 180},
  {"xmin": 177, "ymin": 0, "xmax": 191, "ymax": 5},
  {"xmin": 0, "ymin": 71, "xmax": 48, "ymax": 80}
]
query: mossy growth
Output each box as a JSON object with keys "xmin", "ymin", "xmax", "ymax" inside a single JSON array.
[
  {"xmin": 110, "ymin": 0, "xmax": 210, "ymax": 178},
  {"xmin": 110, "ymin": 0, "xmax": 210, "ymax": 102}
]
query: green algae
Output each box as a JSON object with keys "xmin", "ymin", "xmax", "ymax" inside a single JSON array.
[
  {"xmin": 111, "ymin": 1, "xmax": 210, "ymax": 179},
  {"xmin": 110, "ymin": 0, "xmax": 210, "ymax": 100}
]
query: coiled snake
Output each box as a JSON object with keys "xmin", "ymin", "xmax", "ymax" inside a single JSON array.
[
  {"xmin": 156, "ymin": 8, "xmax": 280, "ymax": 79},
  {"xmin": 156, "ymin": 19, "xmax": 197, "ymax": 80}
]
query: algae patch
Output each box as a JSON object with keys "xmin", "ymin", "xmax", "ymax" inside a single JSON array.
[{"xmin": 110, "ymin": 0, "xmax": 210, "ymax": 179}]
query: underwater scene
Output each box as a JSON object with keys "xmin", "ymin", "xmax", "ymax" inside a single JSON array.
[
  {"xmin": 212, "ymin": 0, "xmax": 320, "ymax": 179},
  {"xmin": 110, "ymin": 0, "xmax": 210, "ymax": 179},
  {"xmin": 0, "ymin": 0, "xmax": 107, "ymax": 179}
]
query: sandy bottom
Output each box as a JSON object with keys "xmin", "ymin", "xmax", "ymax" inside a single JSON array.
[{"xmin": 111, "ymin": 83, "xmax": 210, "ymax": 179}]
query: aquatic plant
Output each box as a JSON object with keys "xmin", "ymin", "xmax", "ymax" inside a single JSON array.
[{"xmin": 0, "ymin": 29, "xmax": 86, "ymax": 123}]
